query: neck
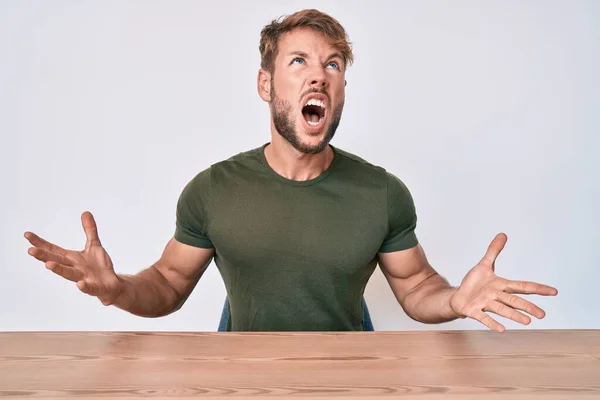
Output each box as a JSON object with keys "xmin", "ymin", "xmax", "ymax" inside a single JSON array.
[{"xmin": 264, "ymin": 134, "xmax": 335, "ymax": 181}]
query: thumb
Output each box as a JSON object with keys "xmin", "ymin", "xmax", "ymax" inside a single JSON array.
[
  {"xmin": 480, "ymin": 232, "xmax": 507, "ymax": 270},
  {"xmin": 81, "ymin": 211, "xmax": 102, "ymax": 248}
]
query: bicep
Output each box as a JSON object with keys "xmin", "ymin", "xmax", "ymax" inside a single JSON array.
[
  {"xmin": 154, "ymin": 237, "xmax": 215, "ymax": 298},
  {"xmin": 377, "ymin": 244, "xmax": 437, "ymax": 305}
]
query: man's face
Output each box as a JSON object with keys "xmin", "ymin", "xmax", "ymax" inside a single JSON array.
[{"xmin": 264, "ymin": 28, "xmax": 346, "ymax": 154}]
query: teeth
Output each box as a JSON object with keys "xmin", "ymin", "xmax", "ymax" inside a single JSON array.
[{"xmin": 305, "ymin": 98, "xmax": 325, "ymax": 108}]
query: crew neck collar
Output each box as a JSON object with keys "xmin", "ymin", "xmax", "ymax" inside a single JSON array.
[{"xmin": 258, "ymin": 142, "xmax": 341, "ymax": 187}]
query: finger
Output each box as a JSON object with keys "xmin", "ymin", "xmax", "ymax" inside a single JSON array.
[
  {"xmin": 24, "ymin": 232, "xmax": 68, "ymax": 256},
  {"xmin": 496, "ymin": 291, "xmax": 546, "ymax": 319},
  {"xmin": 505, "ymin": 280, "xmax": 558, "ymax": 296},
  {"xmin": 77, "ymin": 280, "xmax": 89, "ymax": 294},
  {"xmin": 479, "ymin": 233, "xmax": 507, "ymax": 268},
  {"xmin": 77, "ymin": 279, "xmax": 100, "ymax": 296},
  {"xmin": 485, "ymin": 300, "xmax": 531, "ymax": 326},
  {"xmin": 471, "ymin": 310, "xmax": 506, "ymax": 333},
  {"xmin": 45, "ymin": 262, "xmax": 84, "ymax": 283},
  {"xmin": 81, "ymin": 211, "xmax": 102, "ymax": 248},
  {"xmin": 28, "ymin": 247, "xmax": 74, "ymax": 266}
]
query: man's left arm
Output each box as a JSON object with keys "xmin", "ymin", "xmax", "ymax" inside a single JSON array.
[
  {"xmin": 377, "ymin": 244, "xmax": 460, "ymax": 324},
  {"xmin": 377, "ymin": 233, "xmax": 559, "ymax": 332}
]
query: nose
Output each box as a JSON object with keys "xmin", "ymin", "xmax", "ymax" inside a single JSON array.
[{"xmin": 309, "ymin": 68, "xmax": 328, "ymax": 89}]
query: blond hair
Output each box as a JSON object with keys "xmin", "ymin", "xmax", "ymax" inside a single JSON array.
[{"xmin": 259, "ymin": 9, "xmax": 354, "ymax": 73}]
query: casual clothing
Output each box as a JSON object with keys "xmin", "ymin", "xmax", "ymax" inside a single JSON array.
[{"xmin": 174, "ymin": 143, "xmax": 418, "ymax": 331}]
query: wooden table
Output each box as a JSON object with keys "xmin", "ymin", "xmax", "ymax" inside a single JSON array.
[{"xmin": 0, "ymin": 330, "xmax": 598, "ymax": 399}]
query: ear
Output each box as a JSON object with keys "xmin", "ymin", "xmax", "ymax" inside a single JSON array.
[{"xmin": 257, "ymin": 69, "xmax": 272, "ymax": 102}]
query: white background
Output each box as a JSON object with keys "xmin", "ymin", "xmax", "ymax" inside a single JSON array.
[{"xmin": 1, "ymin": 0, "xmax": 598, "ymax": 331}]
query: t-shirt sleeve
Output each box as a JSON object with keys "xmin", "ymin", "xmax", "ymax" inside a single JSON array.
[
  {"xmin": 378, "ymin": 172, "xmax": 419, "ymax": 253},
  {"xmin": 174, "ymin": 167, "xmax": 214, "ymax": 248}
]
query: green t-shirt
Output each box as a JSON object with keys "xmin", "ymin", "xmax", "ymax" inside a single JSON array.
[{"xmin": 174, "ymin": 143, "xmax": 418, "ymax": 331}]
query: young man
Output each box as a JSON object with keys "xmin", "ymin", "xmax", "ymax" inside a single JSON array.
[{"xmin": 25, "ymin": 9, "xmax": 557, "ymax": 332}]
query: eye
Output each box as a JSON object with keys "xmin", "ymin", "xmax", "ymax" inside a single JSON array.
[
  {"xmin": 291, "ymin": 57, "xmax": 305, "ymax": 65},
  {"xmin": 327, "ymin": 61, "xmax": 339, "ymax": 69}
]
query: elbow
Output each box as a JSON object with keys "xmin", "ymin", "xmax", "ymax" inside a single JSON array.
[{"xmin": 398, "ymin": 291, "xmax": 421, "ymax": 323}]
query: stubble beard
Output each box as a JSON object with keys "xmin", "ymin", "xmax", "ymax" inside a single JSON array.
[{"xmin": 270, "ymin": 84, "xmax": 344, "ymax": 155}]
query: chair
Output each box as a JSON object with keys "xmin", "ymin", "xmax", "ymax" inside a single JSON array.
[{"xmin": 218, "ymin": 296, "xmax": 374, "ymax": 331}]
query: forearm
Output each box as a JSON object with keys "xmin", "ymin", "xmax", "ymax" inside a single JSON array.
[
  {"xmin": 403, "ymin": 273, "xmax": 462, "ymax": 324},
  {"xmin": 109, "ymin": 266, "xmax": 181, "ymax": 318}
]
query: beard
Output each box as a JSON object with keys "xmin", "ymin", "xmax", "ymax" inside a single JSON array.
[{"xmin": 269, "ymin": 84, "xmax": 344, "ymax": 155}]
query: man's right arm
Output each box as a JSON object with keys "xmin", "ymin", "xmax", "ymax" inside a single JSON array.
[
  {"xmin": 110, "ymin": 238, "xmax": 215, "ymax": 317},
  {"xmin": 25, "ymin": 211, "xmax": 215, "ymax": 319}
]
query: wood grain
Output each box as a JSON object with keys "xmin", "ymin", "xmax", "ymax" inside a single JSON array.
[{"xmin": 0, "ymin": 330, "xmax": 599, "ymax": 399}]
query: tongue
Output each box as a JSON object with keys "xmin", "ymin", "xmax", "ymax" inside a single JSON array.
[{"xmin": 303, "ymin": 111, "xmax": 320, "ymax": 124}]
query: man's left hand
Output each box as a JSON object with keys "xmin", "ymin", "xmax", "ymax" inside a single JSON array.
[{"xmin": 449, "ymin": 233, "xmax": 558, "ymax": 332}]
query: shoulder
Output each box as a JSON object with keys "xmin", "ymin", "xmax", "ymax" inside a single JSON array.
[
  {"xmin": 184, "ymin": 145, "xmax": 265, "ymax": 186},
  {"xmin": 334, "ymin": 146, "xmax": 413, "ymax": 197},
  {"xmin": 333, "ymin": 146, "xmax": 402, "ymax": 185},
  {"xmin": 211, "ymin": 145, "xmax": 264, "ymax": 172},
  {"xmin": 333, "ymin": 146, "xmax": 385, "ymax": 172}
]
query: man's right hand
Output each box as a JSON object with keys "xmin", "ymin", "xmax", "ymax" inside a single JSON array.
[{"xmin": 25, "ymin": 211, "xmax": 122, "ymax": 306}]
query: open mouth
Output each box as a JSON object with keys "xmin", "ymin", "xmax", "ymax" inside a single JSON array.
[{"xmin": 302, "ymin": 99, "xmax": 326, "ymax": 126}]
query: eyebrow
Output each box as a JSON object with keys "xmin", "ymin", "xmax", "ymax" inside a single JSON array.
[{"xmin": 287, "ymin": 51, "xmax": 344, "ymax": 62}]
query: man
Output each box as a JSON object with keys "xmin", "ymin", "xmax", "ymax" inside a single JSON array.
[{"xmin": 24, "ymin": 9, "xmax": 557, "ymax": 332}]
